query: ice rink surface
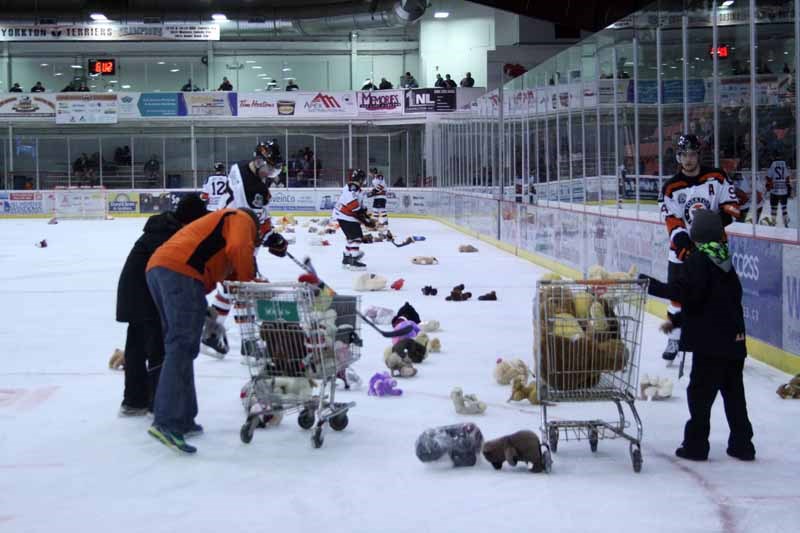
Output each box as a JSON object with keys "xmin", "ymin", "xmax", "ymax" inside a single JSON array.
[{"xmin": 1, "ymin": 216, "xmax": 798, "ymax": 533}]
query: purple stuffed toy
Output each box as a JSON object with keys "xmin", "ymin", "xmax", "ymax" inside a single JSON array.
[
  {"xmin": 368, "ymin": 372, "xmax": 403, "ymax": 397},
  {"xmin": 390, "ymin": 317, "xmax": 420, "ymax": 346}
]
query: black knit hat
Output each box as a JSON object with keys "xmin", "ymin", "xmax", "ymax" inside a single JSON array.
[
  {"xmin": 690, "ymin": 209, "xmax": 724, "ymax": 244},
  {"xmin": 174, "ymin": 193, "xmax": 207, "ymax": 224}
]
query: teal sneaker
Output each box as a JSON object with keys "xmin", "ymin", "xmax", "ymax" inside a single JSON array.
[{"xmin": 148, "ymin": 425, "xmax": 197, "ymax": 454}]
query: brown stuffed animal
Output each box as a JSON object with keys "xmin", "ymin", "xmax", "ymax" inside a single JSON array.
[
  {"xmin": 411, "ymin": 256, "xmax": 439, "ymax": 265},
  {"xmin": 458, "ymin": 244, "xmax": 478, "ymax": 253},
  {"xmin": 482, "ymin": 430, "xmax": 544, "ymax": 472},
  {"xmin": 395, "ymin": 338, "xmax": 427, "ymax": 364},
  {"xmin": 508, "ymin": 377, "xmax": 540, "ymax": 405},
  {"xmin": 777, "ymin": 374, "xmax": 800, "ymax": 399},
  {"xmin": 108, "ymin": 348, "xmax": 125, "ymax": 370},
  {"xmin": 427, "ymin": 338, "xmax": 442, "ymax": 353},
  {"xmin": 383, "ymin": 346, "xmax": 418, "ymax": 377}
]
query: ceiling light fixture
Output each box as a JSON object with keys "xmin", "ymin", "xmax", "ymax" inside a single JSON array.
[
  {"xmin": 71, "ymin": 64, "xmax": 82, "ymax": 69},
  {"xmin": 251, "ymin": 65, "xmax": 262, "ymax": 69},
  {"xmin": 157, "ymin": 61, "xmax": 165, "ymax": 65},
  {"xmin": 281, "ymin": 67, "xmax": 291, "ymax": 72},
  {"xmin": 121, "ymin": 84, "xmax": 131, "ymax": 89},
  {"xmin": 721, "ymin": 1, "xmax": 734, "ymax": 8},
  {"xmin": 90, "ymin": 13, "xmax": 108, "ymax": 22},
  {"xmin": 212, "ymin": 14, "xmax": 228, "ymax": 22},
  {"xmin": 40, "ymin": 63, "xmax": 48, "ymax": 67},
  {"xmin": 170, "ymin": 68, "xmax": 180, "ymax": 72},
  {"xmin": 434, "ymin": 12, "xmax": 450, "ymax": 19}
]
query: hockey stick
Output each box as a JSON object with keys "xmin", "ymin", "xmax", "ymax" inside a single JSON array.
[
  {"xmin": 286, "ymin": 252, "xmax": 414, "ymax": 339},
  {"xmin": 382, "ymin": 230, "xmax": 414, "ymax": 248}
]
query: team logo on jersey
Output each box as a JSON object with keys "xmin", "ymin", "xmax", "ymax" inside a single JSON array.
[
  {"xmin": 684, "ymin": 197, "xmax": 711, "ymax": 223},
  {"xmin": 677, "ymin": 193, "xmax": 687, "ymax": 204},
  {"xmin": 253, "ymin": 193, "xmax": 265, "ymax": 208}
]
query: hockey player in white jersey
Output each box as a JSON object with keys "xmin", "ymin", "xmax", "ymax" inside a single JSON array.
[
  {"xmin": 368, "ymin": 168, "xmax": 389, "ymax": 227},
  {"xmin": 765, "ymin": 157, "xmax": 793, "ymax": 227},
  {"xmin": 201, "ymin": 141, "xmax": 288, "ymax": 358},
  {"xmin": 658, "ymin": 134, "xmax": 740, "ymax": 363},
  {"xmin": 732, "ymin": 171, "xmax": 765, "ymax": 224},
  {"xmin": 201, "ymin": 162, "xmax": 233, "ymax": 211},
  {"xmin": 334, "ymin": 169, "xmax": 377, "ymax": 270}
]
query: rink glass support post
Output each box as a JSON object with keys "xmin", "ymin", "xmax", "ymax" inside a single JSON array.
[
  {"xmin": 712, "ymin": 1, "xmax": 720, "ymax": 169},
  {"xmin": 313, "ymin": 134, "xmax": 317, "ymax": 189},
  {"xmin": 595, "ymin": 55, "xmax": 602, "ymax": 208},
  {"xmin": 657, "ymin": 26, "xmax": 663, "ymax": 197},
  {"xmin": 497, "ymin": 63, "xmax": 505, "ymax": 241},
  {"xmin": 796, "ymin": 0, "xmax": 800, "ymax": 241},
  {"xmin": 612, "ymin": 47, "xmax": 620, "ymax": 213},
  {"xmin": 682, "ymin": 13, "xmax": 689, "ymax": 134},
  {"xmin": 348, "ymin": 121, "xmax": 353, "ymax": 179},
  {"xmin": 191, "ymin": 123, "xmax": 197, "ymax": 188},
  {"xmin": 567, "ymin": 70, "xmax": 574, "ymax": 209},
  {"xmin": 406, "ymin": 130, "xmax": 410, "ymax": 189},
  {"xmin": 633, "ymin": 34, "xmax": 640, "ymax": 219},
  {"xmin": 749, "ymin": 0, "xmax": 757, "ymax": 237}
]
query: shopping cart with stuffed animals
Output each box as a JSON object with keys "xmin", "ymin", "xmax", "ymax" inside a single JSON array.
[
  {"xmin": 533, "ymin": 278, "xmax": 648, "ymax": 473},
  {"xmin": 224, "ymin": 280, "xmax": 362, "ymax": 448}
]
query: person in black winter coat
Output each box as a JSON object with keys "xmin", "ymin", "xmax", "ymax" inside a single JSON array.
[
  {"xmin": 640, "ymin": 209, "xmax": 755, "ymax": 462},
  {"xmin": 116, "ymin": 193, "xmax": 208, "ymax": 416}
]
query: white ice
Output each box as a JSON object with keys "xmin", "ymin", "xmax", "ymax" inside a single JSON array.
[{"xmin": 1, "ymin": 216, "xmax": 798, "ymax": 533}]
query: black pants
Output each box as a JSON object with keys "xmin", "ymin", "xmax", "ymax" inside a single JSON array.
[
  {"xmin": 770, "ymin": 193, "xmax": 789, "ymax": 208},
  {"xmin": 122, "ymin": 320, "xmax": 165, "ymax": 409},
  {"xmin": 683, "ymin": 355, "xmax": 754, "ymax": 456},
  {"xmin": 667, "ymin": 261, "xmax": 685, "ymax": 328},
  {"xmin": 339, "ymin": 219, "xmax": 363, "ymax": 242},
  {"xmin": 372, "ymin": 197, "xmax": 386, "ymax": 209}
]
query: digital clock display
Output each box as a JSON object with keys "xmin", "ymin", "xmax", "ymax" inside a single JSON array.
[{"xmin": 89, "ymin": 59, "xmax": 116, "ymax": 75}]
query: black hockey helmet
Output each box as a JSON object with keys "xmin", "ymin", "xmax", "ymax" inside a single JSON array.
[
  {"xmin": 254, "ymin": 139, "xmax": 282, "ymax": 167},
  {"xmin": 676, "ymin": 134, "xmax": 701, "ymax": 154},
  {"xmin": 213, "ymin": 161, "xmax": 226, "ymax": 174}
]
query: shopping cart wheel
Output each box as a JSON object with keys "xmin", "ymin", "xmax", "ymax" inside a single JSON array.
[
  {"xmin": 630, "ymin": 445, "xmax": 643, "ymax": 473},
  {"xmin": 542, "ymin": 447, "xmax": 553, "ymax": 474},
  {"xmin": 548, "ymin": 426, "xmax": 559, "ymax": 453},
  {"xmin": 329, "ymin": 413, "xmax": 349, "ymax": 431},
  {"xmin": 240, "ymin": 417, "xmax": 257, "ymax": 444},
  {"xmin": 298, "ymin": 409, "xmax": 315, "ymax": 430},
  {"xmin": 589, "ymin": 428, "xmax": 599, "ymax": 453},
  {"xmin": 312, "ymin": 427, "xmax": 324, "ymax": 448}
]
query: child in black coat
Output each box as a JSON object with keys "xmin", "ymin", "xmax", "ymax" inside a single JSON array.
[{"xmin": 641, "ymin": 209, "xmax": 755, "ymax": 461}]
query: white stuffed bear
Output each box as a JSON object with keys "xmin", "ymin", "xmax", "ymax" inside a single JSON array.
[
  {"xmin": 421, "ymin": 320, "xmax": 441, "ymax": 333},
  {"xmin": 639, "ymin": 374, "xmax": 673, "ymax": 401},
  {"xmin": 353, "ymin": 273, "xmax": 387, "ymax": 292},
  {"xmin": 494, "ymin": 358, "xmax": 530, "ymax": 385}
]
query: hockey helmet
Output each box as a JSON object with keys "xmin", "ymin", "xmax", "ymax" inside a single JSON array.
[
  {"xmin": 253, "ymin": 140, "xmax": 283, "ymax": 180},
  {"xmin": 676, "ymin": 134, "xmax": 701, "ymax": 154},
  {"xmin": 213, "ymin": 161, "xmax": 226, "ymax": 174}
]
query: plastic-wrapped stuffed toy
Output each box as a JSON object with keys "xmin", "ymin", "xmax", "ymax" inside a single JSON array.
[
  {"xmin": 415, "ymin": 423, "xmax": 484, "ymax": 467},
  {"xmin": 353, "ymin": 273, "xmax": 387, "ymax": 291},
  {"xmin": 364, "ymin": 306, "xmax": 394, "ymax": 325},
  {"xmin": 368, "ymin": 372, "xmax": 403, "ymax": 397}
]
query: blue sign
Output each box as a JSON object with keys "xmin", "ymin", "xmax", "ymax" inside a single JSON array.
[
  {"xmin": 137, "ymin": 93, "xmax": 182, "ymax": 117},
  {"xmin": 729, "ymin": 235, "xmax": 783, "ymax": 348}
]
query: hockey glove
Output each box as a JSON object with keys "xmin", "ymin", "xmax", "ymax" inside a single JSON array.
[
  {"xmin": 263, "ymin": 232, "xmax": 288, "ymax": 257},
  {"xmin": 673, "ymin": 232, "xmax": 693, "ymax": 261}
]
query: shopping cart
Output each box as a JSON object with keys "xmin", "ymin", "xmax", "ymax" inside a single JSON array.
[
  {"xmin": 533, "ymin": 278, "xmax": 648, "ymax": 472},
  {"xmin": 225, "ymin": 281, "xmax": 361, "ymax": 448}
]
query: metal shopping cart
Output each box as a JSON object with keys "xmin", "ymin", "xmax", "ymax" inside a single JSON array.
[
  {"xmin": 534, "ymin": 278, "xmax": 648, "ymax": 472},
  {"xmin": 225, "ymin": 281, "xmax": 361, "ymax": 448}
]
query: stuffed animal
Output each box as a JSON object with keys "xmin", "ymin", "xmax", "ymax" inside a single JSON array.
[
  {"xmin": 368, "ymin": 372, "xmax": 403, "ymax": 397},
  {"xmin": 393, "ymin": 302, "xmax": 421, "ymax": 324},
  {"xmin": 390, "ymin": 319, "xmax": 421, "ymax": 345},
  {"xmin": 777, "ymin": 374, "xmax": 800, "ymax": 399},
  {"xmin": 415, "ymin": 423, "xmax": 484, "ymax": 467},
  {"xmin": 508, "ymin": 377, "xmax": 540, "ymax": 405},
  {"xmin": 421, "ymin": 320, "xmax": 440, "ymax": 333},
  {"xmin": 108, "ymin": 348, "xmax": 125, "ymax": 370},
  {"xmin": 427, "ymin": 338, "xmax": 442, "ymax": 353},
  {"xmin": 587, "ymin": 264, "xmax": 638, "ymax": 281},
  {"xmin": 353, "ymin": 273, "xmax": 387, "ymax": 292},
  {"xmin": 451, "ymin": 387, "xmax": 487, "ymax": 414},
  {"xmin": 336, "ymin": 366, "xmax": 362, "ymax": 390},
  {"xmin": 412, "ymin": 256, "xmax": 439, "ymax": 265},
  {"xmin": 458, "ymin": 244, "xmax": 479, "ymax": 253},
  {"xmin": 273, "ymin": 377, "xmax": 316, "ymax": 397},
  {"xmin": 383, "ymin": 346, "xmax": 418, "ymax": 377},
  {"xmin": 395, "ymin": 338, "xmax": 427, "ymax": 364},
  {"xmin": 493, "ymin": 358, "xmax": 530, "ymax": 385},
  {"xmin": 365, "ymin": 306, "xmax": 394, "ymax": 325},
  {"xmin": 639, "ymin": 374, "xmax": 674, "ymax": 401},
  {"xmin": 482, "ymin": 430, "xmax": 544, "ymax": 472},
  {"xmin": 240, "ymin": 381, "xmax": 284, "ymax": 428}
]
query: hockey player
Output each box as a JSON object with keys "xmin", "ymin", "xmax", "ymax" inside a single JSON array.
[
  {"xmin": 201, "ymin": 141, "xmax": 288, "ymax": 357},
  {"xmin": 369, "ymin": 168, "xmax": 389, "ymax": 227},
  {"xmin": 334, "ymin": 169, "xmax": 377, "ymax": 270},
  {"xmin": 659, "ymin": 134, "xmax": 740, "ymax": 363},
  {"xmin": 201, "ymin": 162, "xmax": 233, "ymax": 211},
  {"xmin": 732, "ymin": 171, "xmax": 765, "ymax": 224},
  {"xmin": 766, "ymin": 156, "xmax": 793, "ymax": 227}
]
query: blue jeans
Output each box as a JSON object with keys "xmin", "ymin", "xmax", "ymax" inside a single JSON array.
[{"xmin": 146, "ymin": 267, "xmax": 207, "ymax": 434}]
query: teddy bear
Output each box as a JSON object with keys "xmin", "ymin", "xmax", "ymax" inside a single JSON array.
[
  {"xmin": 273, "ymin": 376, "xmax": 317, "ymax": 397},
  {"xmin": 508, "ymin": 377, "xmax": 540, "ymax": 405},
  {"xmin": 391, "ymin": 318, "xmax": 421, "ymax": 346},
  {"xmin": 639, "ymin": 374, "xmax": 674, "ymax": 401},
  {"xmin": 368, "ymin": 372, "xmax": 403, "ymax": 397},
  {"xmin": 421, "ymin": 320, "xmax": 440, "ymax": 333},
  {"xmin": 450, "ymin": 387, "xmax": 487, "ymax": 414},
  {"xmin": 458, "ymin": 244, "xmax": 479, "ymax": 253},
  {"xmin": 777, "ymin": 374, "xmax": 800, "ymax": 399},
  {"xmin": 482, "ymin": 430, "xmax": 544, "ymax": 472},
  {"xmin": 108, "ymin": 348, "xmax": 125, "ymax": 370},
  {"xmin": 393, "ymin": 302, "xmax": 421, "ymax": 324},
  {"xmin": 353, "ymin": 273, "xmax": 387, "ymax": 292},
  {"xmin": 493, "ymin": 357, "xmax": 530, "ymax": 385},
  {"xmin": 393, "ymin": 338, "xmax": 427, "ymax": 364},
  {"xmin": 587, "ymin": 264, "xmax": 638, "ymax": 281},
  {"xmin": 240, "ymin": 381, "xmax": 284, "ymax": 428},
  {"xmin": 427, "ymin": 338, "xmax": 442, "ymax": 353},
  {"xmin": 415, "ymin": 423, "xmax": 484, "ymax": 467},
  {"xmin": 412, "ymin": 256, "xmax": 439, "ymax": 265},
  {"xmin": 383, "ymin": 346, "xmax": 418, "ymax": 377}
]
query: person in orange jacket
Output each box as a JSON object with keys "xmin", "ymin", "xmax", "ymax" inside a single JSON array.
[{"xmin": 144, "ymin": 207, "xmax": 285, "ymax": 453}]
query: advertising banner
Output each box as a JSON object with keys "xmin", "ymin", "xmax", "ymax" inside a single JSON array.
[
  {"xmin": 181, "ymin": 92, "xmax": 237, "ymax": 117},
  {"xmin": 0, "ymin": 191, "xmax": 45, "ymax": 215},
  {"xmin": 622, "ymin": 176, "xmax": 661, "ymax": 201},
  {"xmin": 56, "ymin": 93, "xmax": 118, "ymax": 124},
  {"xmin": 268, "ymin": 189, "xmax": 318, "ymax": 212},
  {"xmin": 0, "ymin": 23, "xmax": 219, "ymax": 41},
  {"xmin": 0, "ymin": 94, "xmax": 56, "ymax": 118},
  {"xmin": 237, "ymin": 93, "xmax": 279, "ymax": 117},
  {"xmin": 107, "ymin": 191, "xmax": 140, "ymax": 214},
  {"xmin": 356, "ymin": 90, "xmax": 404, "ymax": 115},
  {"xmin": 782, "ymin": 244, "xmax": 800, "ymax": 355},
  {"xmin": 117, "ymin": 92, "xmax": 183, "ymax": 118},
  {"xmin": 729, "ymin": 235, "xmax": 784, "ymax": 348},
  {"xmin": 404, "ymin": 88, "xmax": 457, "ymax": 113},
  {"xmin": 293, "ymin": 92, "xmax": 357, "ymax": 117}
]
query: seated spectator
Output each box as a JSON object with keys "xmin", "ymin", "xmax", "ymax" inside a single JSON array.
[
  {"xmin": 31, "ymin": 81, "xmax": 46, "ymax": 93},
  {"xmin": 401, "ymin": 72, "xmax": 418, "ymax": 88},
  {"xmin": 460, "ymin": 72, "xmax": 475, "ymax": 87},
  {"xmin": 393, "ymin": 176, "xmax": 406, "ymax": 187},
  {"xmin": 362, "ymin": 79, "xmax": 377, "ymax": 91},
  {"xmin": 181, "ymin": 79, "xmax": 199, "ymax": 92},
  {"xmin": 218, "ymin": 77, "xmax": 233, "ymax": 91},
  {"xmin": 78, "ymin": 82, "xmax": 90, "ymax": 92},
  {"xmin": 286, "ymin": 79, "xmax": 299, "ymax": 91},
  {"xmin": 378, "ymin": 77, "xmax": 393, "ymax": 90},
  {"xmin": 444, "ymin": 74, "xmax": 457, "ymax": 88},
  {"xmin": 9, "ymin": 83, "xmax": 22, "ymax": 93},
  {"xmin": 434, "ymin": 74, "xmax": 445, "ymax": 88}
]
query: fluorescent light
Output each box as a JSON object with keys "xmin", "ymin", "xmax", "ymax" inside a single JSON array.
[
  {"xmin": 212, "ymin": 13, "xmax": 227, "ymax": 22},
  {"xmin": 54, "ymin": 72, "xmax": 63, "ymax": 76},
  {"xmin": 71, "ymin": 64, "xmax": 82, "ymax": 69},
  {"xmin": 281, "ymin": 66, "xmax": 291, "ymax": 72},
  {"xmin": 90, "ymin": 85, "xmax": 96, "ymax": 88},
  {"xmin": 157, "ymin": 61, "xmax": 165, "ymax": 65},
  {"xmin": 721, "ymin": 1, "xmax": 734, "ymax": 8},
  {"xmin": 170, "ymin": 68, "xmax": 180, "ymax": 72},
  {"xmin": 109, "ymin": 80, "xmax": 118, "ymax": 84},
  {"xmin": 90, "ymin": 13, "xmax": 108, "ymax": 22},
  {"xmin": 251, "ymin": 65, "xmax": 262, "ymax": 69},
  {"xmin": 245, "ymin": 60, "xmax": 256, "ymax": 63},
  {"xmin": 121, "ymin": 84, "xmax": 131, "ymax": 89},
  {"xmin": 40, "ymin": 63, "xmax": 48, "ymax": 67},
  {"xmin": 434, "ymin": 12, "xmax": 450, "ymax": 18}
]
